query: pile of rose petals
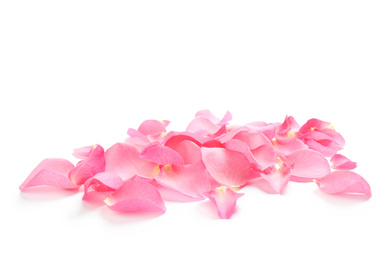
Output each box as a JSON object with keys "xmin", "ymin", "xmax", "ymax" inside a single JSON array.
[{"xmin": 19, "ymin": 110, "xmax": 371, "ymax": 219}]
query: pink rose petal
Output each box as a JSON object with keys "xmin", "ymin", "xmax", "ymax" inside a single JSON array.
[
  {"xmin": 299, "ymin": 118, "xmax": 331, "ymax": 134},
  {"xmin": 19, "ymin": 158, "xmax": 79, "ymax": 191},
  {"xmin": 261, "ymin": 159, "xmax": 292, "ymax": 194},
  {"xmin": 232, "ymin": 130, "xmax": 273, "ymax": 149},
  {"xmin": 104, "ymin": 179, "xmax": 166, "ymax": 212},
  {"xmin": 138, "ymin": 119, "xmax": 168, "ymax": 138},
  {"xmin": 83, "ymin": 172, "xmax": 124, "ymax": 200},
  {"xmin": 330, "ymin": 154, "xmax": 357, "ymax": 170},
  {"xmin": 272, "ymin": 137, "xmax": 308, "ymax": 155},
  {"xmin": 285, "ymin": 149, "xmax": 331, "ymax": 182},
  {"xmin": 201, "ymin": 147, "xmax": 255, "ymax": 187},
  {"xmin": 68, "ymin": 144, "xmax": 106, "ymax": 185},
  {"xmin": 72, "ymin": 145, "xmax": 93, "ymax": 159},
  {"xmin": 167, "ymin": 139, "xmax": 202, "ymax": 165},
  {"xmin": 315, "ymin": 171, "xmax": 371, "ymax": 196},
  {"xmin": 105, "ymin": 143, "xmax": 159, "ymax": 180},
  {"xmin": 205, "ymin": 186, "xmax": 244, "ymax": 219},
  {"xmin": 140, "ymin": 143, "xmax": 185, "ymax": 166},
  {"xmin": 155, "ymin": 161, "xmax": 211, "ymax": 199}
]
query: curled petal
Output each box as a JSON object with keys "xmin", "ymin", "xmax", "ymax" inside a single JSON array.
[
  {"xmin": 201, "ymin": 147, "xmax": 255, "ymax": 187},
  {"xmin": 167, "ymin": 140, "xmax": 202, "ymax": 165},
  {"xmin": 140, "ymin": 144, "xmax": 184, "ymax": 166},
  {"xmin": 73, "ymin": 146, "xmax": 93, "ymax": 159},
  {"xmin": 276, "ymin": 115, "xmax": 300, "ymax": 137},
  {"xmin": 299, "ymin": 118, "xmax": 331, "ymax": 134},
  {"xmin": 315, "ymin": 171, "xmax": 371, "ymax": 196},
  {"xmin": 232, "ymin": 131, "xmax": 272, "ymax": 149},
  {"xmin": 261, "ymin": 161, "xmax": 292, "ymax": 194},
  {"xmin": 104, "ymin": 179, "xmax": 166, "ymax": 212},
  {"xmin": 68, "ymin": 144, "xmax": 106, "ymax": 185},
  {"xmin": 186, "ymin": 116, "xmax": 221, "ymax": 135},
  {"xmin": 83, "ymin": 172, "xmax": 123, "ymax": 200},
  {"xmin": 137, "ymin": 120, "xmax": 168, "ymax": 138},
  {"xmin": 330, "ymin": 154, "xmax": 357, "ymax": 170},
  {"xmin": 272, "ymin": 137, "xmax": 308, "ymax": 155},
  {"xmin": 155, "ymin": 161, "xmax": 211, "ymax": 199},
  {"xmin": 205, "ymin": 186, "xmax": 244, "ymax": 219},
  {"xmin": 195, "ymin": 110, "xmax": 232, "ymax": 126},
  {"xmin": 19, "ymin": 159, "xmax": 78, "ymax": 191},
  {"xmin": 285, "ymin": 149, "xmax": 330, "ymax": 182},
  {"xmin": 251, "ymin": 145, "xmax": 277, "ymax": 170},
  {"xmin": 105, "ymin": 143, "xmax": 159, "ymax": 180}
]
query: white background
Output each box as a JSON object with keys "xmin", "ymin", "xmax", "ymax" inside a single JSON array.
[{"xmin": 1, "ymin": 1, "xmax": 389, "ymax": 259}]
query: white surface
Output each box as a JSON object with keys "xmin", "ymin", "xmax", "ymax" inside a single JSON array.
[{"xmin": 1, "ymin": 1, "xmax": 389, "ymax": 259}]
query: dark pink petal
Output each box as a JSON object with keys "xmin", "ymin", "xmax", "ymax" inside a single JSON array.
[
  {"xmin": 330, "ymin": 154, "xmax": 357, "ymax": 170},
  {"xmin": 303, "ymin": 137, "xmax": 339, "ymax": 157},
  {"xmin": 285, "ymin": 149, "xmax": 331, "ymax": 182},
  {"xmin": 201, "ymin": 147, "xmax": 255, "ymax": 187},
  {"xmin": 83, "ymin": 172, "xmax": 123, "ymax": 200},
  {"xmin": 299, "ymin": 118, "xmax": 331, "ymax": 134},
  {"xmin": 104, "ymin": 179, "xmax": 166, "ymax": 212},
  {"xmin": 73, "ymin": 146, "xmax": 93, "ymax": 159},
  {"xmin": 155, "ymin": 161, "xmax": 211, "ymax": 199},
  {"xmin": 137, "ymin": 120, "xmax": 168, "ymax": 137},
  {"xmin": 205, "ymin": 186, "xmax": 244, "ymax": 219},
  {"xmin": 140, "ymin": 144, "xmax": 185, "ymax": 166},
  {"xmin": 315, "ymin": 171, "xmax": 371, "ymax": 196},
  {"xmin": 272, "ymin": 137, "xmax": 308, "ymax": 155},
  {"xmin": 162, "ymin": 131, "xmax": 204, "ymax": 147},
  {"xmin": 261, "ymin": 160, "xmax": 292, "ymax": 194},
  {"xmin": 68, "ymin": 144, "xmax": 106, "ymax": 185},
  {"xmin": 19, "ymin": 159, "xmax": 79, "ymax": 191},
  {"xmin": 105, "ymin": 143, "xmax": 159, "ymax": 180}
]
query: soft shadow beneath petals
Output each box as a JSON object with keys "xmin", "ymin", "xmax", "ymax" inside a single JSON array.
[
  {"xmin": 99, "ymin": 206, "xmax": 165, "ymax": 224},
  {"xmin": 314, "ymin": 189, "xmax": 371, "ymax": 205},
  {"xmin": 19, "ymin": 186, "xmax": 80, "ymax": 201}
]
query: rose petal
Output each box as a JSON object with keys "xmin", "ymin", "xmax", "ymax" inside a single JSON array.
[
  {"xmin": 251, "ymin": 145, "xmax": 277, "ymax": 170},
  {"xmin": 83, "ymin": 172, "xmax": 123, "ymax": 200},
  {"xmin": 272, "ymin": 137, "xmax": 308, "ymax": 155},
  {"xmin": 315, "ymin": 171, "xmax": 371, "ymax": 196},
  {"xmin": 137, "ymin": 120, "xmax": 168, "ymax": 138},
  {"xmin": 261, "ymin": 161, "xmax": 292, "ymax": 194},
  {"xmin": 201, "ymin": 147, "xmax": 255, "ymax": 187},
  {"xmin": 205, "ymin": 186, "xmax": 244, "ymax": 219},
  {"xmin": 330, "ymin": 154, "xmax": 357, "ymax": 170},
  {"xmin": 68, "ymin": 144, "xmax": 106, "ymax": 185},
  {"xmin": 232, "ymin": 130, "xmax": 273, "ymax": 149},
  {"xmin": 166, "ymin": 139, "xmax": 202, "ymax": 165},
  {"xmin": 19, "ymin": 158, "xmax": 79, "ymax": 191},
  {"xmin": 285, "ymin": 149, "xmax": 331, "ymax": 182},
  {"xmin": 155, "ymin": 161, "xmax": 211, "ymax": 199},
  {"xmin": 105, "ymin": 143, "xmax": 159, "ymax": 180},
  {"xmin": 140, "ymin": 144, "xmax": 185, "ymax": 166},
  {"xmin": 299, "ymin": 118, "xmax": 331, "ymax": 134},
  {"xmin": 104, "ymin": 179, "xmax": 166, "ymax": 212},
  {"xmin": 72, "ymin": 145, "xmax": 93, "ymax": 159}
]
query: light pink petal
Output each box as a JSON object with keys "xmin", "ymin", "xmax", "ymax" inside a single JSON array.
[
  {"xmin": 73, "ymin": 146, "xmax": 93, "ymax": 159},
  {"xmin": 285, "ymin": 149, "xmax": 331, "ymax": 182},
  {"xmin": 272, "ymin": 137, "xmax": 308, "ymax": 155},
  {"xmin": 303, "ymin": 137, "xmax": 339, "ymax": 157},
  {"xmin": 127, "ymin": 128, "xmax": 151, "ymax": 143},
  {"xmin": 315, "ymin": 171, "xmax": 371, "ymax": 196},
  {"xmin": 224, "ymin": 139, "xmax": 259, "ymax": 166},
  {"xmin": 167, "ymin": 140, "xmax": 202, "ymax": 165},
  {"xmin": 186, "ymin": 116, "xmax": 220, "ymax": 135},
  {"xmin": 299, "ymin": 118, "xmax": 331, "ymax": 134},
  {"xmin": 140, "ymin": 144, "xmax": 185, "ymax": 166},
  {"xmin": 83, "ymin": 172, "xmax": 124, "ymax": 200},
  {"xmin": 155, "ymin": 161, "xmax": 211, "ymax": 199},
  {"xmin": 201, "ymin": 147, "xmax": 255, "ymax": 187},
  {"xmin": 216, "ymin": 125, "xmax": 251, "ymax": 143},
  {"xmin": 232, "ymin": 130, "xmax": 273, "ymax": 149},
  {"xmin": 137, "ymin": 120, "xmax": 167, "ymax": 137},
  {"xmin": 246, "ymin": 123, "xmax": 278, "ymax": 141},
  {"xmin": 261, "ymin": 160, "xmax": 292, "ymax": 194},
  {"xmin": 319, "ymin": 128, "xmax": 346, "ymax": 147},
  {"xmin": 19, "ymin": 158, "xmax": 79, "ymax": 191},
  {"xmin": 195, "ymin": 110, "xmax": 232, "ymax": 126},
  {"xmin": 104, "ymin": 179, "xmax": 166, "ymax": 212},
  {"xmin": 205, "ymin": 186, "xmax": 244, "ymax": 219},
  {"xmin": 105, "ymin": 143, "xmax": 159, "ymax": 180},
  {"xmin": 251, "ymin": 145, "xmax": 277, "ymax": 170},
  {"xmin": 68, "ymin": 144, "xmax": 106, "ymax": 185},
  {"xmin": 330, "ymin": 154, "xmax": 357, "ymax": 170}
]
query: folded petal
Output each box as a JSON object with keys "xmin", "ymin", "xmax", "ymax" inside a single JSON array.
[
  {"xmin": 232, "ymin": 130, "xmax": 273, "ymax": 149},
  {"xmin": 167, "ymin": 139, "xmax": 202, "ymax": 165},
  {"xmin": 19, "ymin": 158, "xmax": 78, "ymax": 191},
  {"xmin": 201, "ymin": 147, "xmax": 255, "ymax": 187},
  {"xmin": 105, "ymin": 143, "xmax": 159, "ymax": 180},
  {"xmin": 195, "ymin": 110, "xmax": 232, "ymax": 126},
  {"xmin": 261, "ymin": 159, "xmax": 292, "ymax": 194},
  {"xmin": 315, "ymin": 171, "xmax": 371, "ymax": 196},
  {"xmin": 186, "ymin": 116, "xmax": 221, "ymax": 135},
  {"xmin": 104, "ymin": 179, "xmax": 166, "ymax": 212},
  {"xmin": 275, "ymin": 115, "xmax": 300, "ymax": 137},
  {"xmin": 68, "ymin": 144, "xmax": 106, "ymax": 185},
  {"xmin": 137, "ymin": 120, "xmax": 168, "ymax": 138},
  {"xmin": 155, "ymin": 161, "xmax": 211, "ymax": 199},
  {"xmin": 205, "ymin": 186, "xmax": 244, "ymax": 219},
  {"xmin": 299, "ymin": 118, "xmax": 331, "ymax": 134},
  {"xmin": 251, "ymin": 144, "xmax": 277, "ymax": 170},
  {"xmin": 73, "ymin": 145, "xmax": 93, "ymax": 159},
  {"xmin": 83, "ymin": 172, "xmax": 123, "ymax": 200},
  {"xmin": 140, "ymin": 144, "xmax": 185, "ymax": 166},
  {"xmin": 330, "ymin": 154, "xmax": 357, "ymax": 170},
  {"xmin": 285, "ymin": 149, "xmax": 330, "ymax": 182}
]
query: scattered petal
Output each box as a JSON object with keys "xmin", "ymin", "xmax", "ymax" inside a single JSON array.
[
  {"xmin": 315, "ymin": 171, "xmax": 371, "ymax": 196},
  {"xmin": 205, "ymin": 186, "xmax": 244, "ymax": 219},
  {"xmin": 330, "ymin": 154, "xmax": 357, "ymax": 170},
  {"xmin": 140, "ymin": 143, "xmax": 185, "ymax": 166},
  {"xmin": 19, "ymin": 159, "xmax": 78, "ymax": 191},
  {"xmin": 104, "ymin": 179, "xmax": 166, "ymax": 212},
  {"xmin": 83, "ymin": 172, "xmax": 123, "ymax": 200}
]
